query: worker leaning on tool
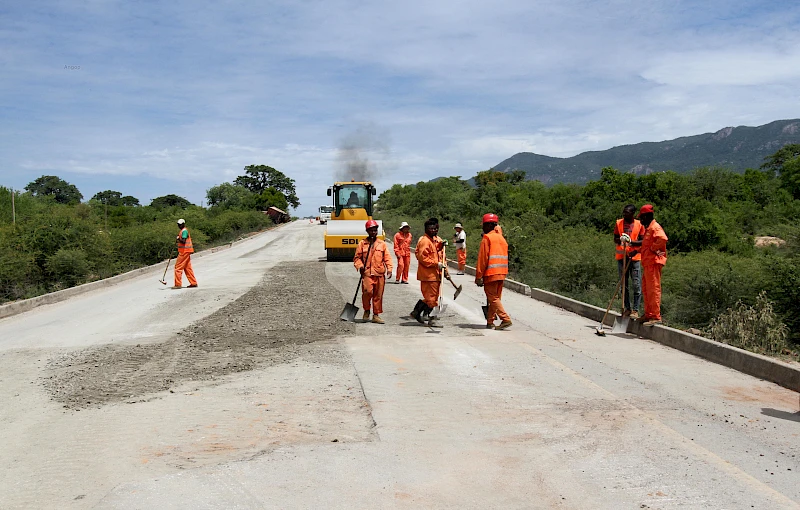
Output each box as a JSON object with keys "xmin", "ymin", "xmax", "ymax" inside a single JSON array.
[
  {"xmin": 173, "ymin": 218, "xmax": 198, "ymax": 289},
  {"xmin": 453, "ymin": 223, "xmax": 466, "ymax": 274},
  {"xmin": 630, "ymin": 204, "xmax": 668, "ymax": 326},
  {"xmin": 393, "ymin": 222, "xmax": 413, "ymax": 284},
  {"xmin": 475, "ymin": 213, "xmax": 512, "ymax": 330},
  {"xmin": 410, "ymin": 217, "xmax": 445, "ymax": 323},
  {"xmin": 614, "ymin": 204, "xmax": 644, "ymax": 319},
  {"xmin": 354, "ymin": 220, "xmax": 393, "ymax": 324}
]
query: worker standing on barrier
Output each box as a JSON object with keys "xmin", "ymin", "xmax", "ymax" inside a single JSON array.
[
  {"xmin": 614, "ymin": 204, "xmax": 644, "ymax": 318},
  {"xmin": 354, "ymin": 220, "xmax": 393, "ymax": 324},
  {"xmin": 173, "ymin": 218, "xmax": 198, "ymax": 289},
  {"xmin": 475, "ymin": 213, "xmax": 512, "ymax": 330},
  {"xmin": 634, "ymin": 204, "xmax": 668, "ymax": 326},
  {"xmin": 453, "ymin": 223, "xmax": 466, "ymax": 274},
  {"xmin": 410, "ymin": 217, "xmax": 445, "ymax": 323},
  {"xmin": 393, "ymin": 222, "xmax": 412, "ymax": 284}
]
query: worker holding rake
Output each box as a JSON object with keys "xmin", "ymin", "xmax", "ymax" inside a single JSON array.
[
  {"xmin": 173, "ymin": 218, "xmax": 198, "ymax": 289},
  {"xmin": 353, "ymin": 220, "xmax": 393, "ymax": 324},
  {"xmin": 475, "ymin": 213, "xmax": 512, "ymax": 330}
]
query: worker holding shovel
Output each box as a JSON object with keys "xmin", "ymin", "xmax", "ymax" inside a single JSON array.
[
  {"xmin": 410, "ymin": 217, "xmax": 446, "ymax": 324},
  {"xmin": 353, "ymin": 220, "xmax": 393, "ymax": 324},
  {"xmin": 475, "ymin": 213, "xmax": 512, "ymax": 330}
]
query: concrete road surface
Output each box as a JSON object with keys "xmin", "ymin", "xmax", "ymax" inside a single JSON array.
[{"xmin": 1, "ymin": 220, "xmax": 798, "ymax": 509}]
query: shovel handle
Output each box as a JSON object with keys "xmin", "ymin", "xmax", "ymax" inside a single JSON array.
[{"xmin": 351, "ymin": 241, "xmax": 374, "ymax": 305}]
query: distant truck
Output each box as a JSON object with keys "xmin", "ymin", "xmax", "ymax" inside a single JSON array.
[
  {"xmin": 265, "ymin": 206, "xmax": 290, "ymax": 223},
  {"xmin": 323, "ymin": 181, "xmax": 384, "ymax": 261},
  {"xmin": 318, "ymin": 205, "xmax": 334, "ymax": 225}
]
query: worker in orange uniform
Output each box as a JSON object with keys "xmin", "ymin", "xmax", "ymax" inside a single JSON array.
[
  {"xmin": 633, "ymin": 204, "xmax": 667, "ymax": 326},
  {"xmin": 475, "ymin": 213, "xmax": 512, "ymax": 330},
  {"xmin": 410, "ymin": 217, "xmax": 445, "ymax": 324},
  {"xmin": 393, "ymin": 222, "xmax": 413, "ymax": 284},
  {"xmin": 354, "ymin": 220, "xmax": 393, "ymax": 324},
  {"xmin": 613, "ymin": 204, "xmax": 644, "ymax": 318},
  {"xmin": 173, "ymin": 218, "xmax": 198, "ymax": 289},
  {"xmin": 453, "ymin": 223, "xmax": 466, "ymax": 274}
]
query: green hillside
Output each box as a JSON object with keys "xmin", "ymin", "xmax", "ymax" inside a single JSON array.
[{"xmin": 494, "ymin": 119, "xmax": 800, "ymax": 183}]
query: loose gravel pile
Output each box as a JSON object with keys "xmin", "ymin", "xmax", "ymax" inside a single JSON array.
[{"xmin": 44, "ymin": 261, "xmax": 355, "ymax": 409}]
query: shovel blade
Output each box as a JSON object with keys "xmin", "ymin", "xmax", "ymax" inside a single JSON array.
[
  {"xmin": 453, "ymin": 285, "xmax": 463, "ymax": 300},
  {"xmin": 340, "ymin": 303, "xmax": 359, "ymax": 322},
  {"xmin": 611, "ymin": 316, "xmax": 630, "ymax": 333}
]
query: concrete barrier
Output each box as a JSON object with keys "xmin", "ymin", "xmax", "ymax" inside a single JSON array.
[
  {"xmin": 530, "ymin": 287, "xmax": 800, "ymax": 393},
  {"xmin": 0, "ymin": 225, "xmax": 285, "ymax": 321}
]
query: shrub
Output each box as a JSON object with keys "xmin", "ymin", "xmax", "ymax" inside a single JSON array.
[
  {"xmin": 46, "ymin": 248, "xmax": 90, "ymax": 286},
  {"xmin": 707, "ymin": 291, "xmax": 789, "ymax": 355}
]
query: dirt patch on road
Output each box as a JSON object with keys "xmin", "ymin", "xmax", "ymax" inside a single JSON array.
[{"xmin": 43, "ymin": 261, "xmax": 354, "ymax": 409}]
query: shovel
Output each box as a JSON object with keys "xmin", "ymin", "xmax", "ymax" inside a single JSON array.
[
  {"xmin": 429, "ymin": 246, "xmax": 448, "ymax": 320},
  {"xmin": 611, "ymin": 252, "xmax": 630, "ymax": 334},
  {"xmin": 340, "ymin": 241, "xmax": 374, "ymax": 322},
  {"xmin": 444, "ymin": 269, "xmax": 463, "ymax": 300}
]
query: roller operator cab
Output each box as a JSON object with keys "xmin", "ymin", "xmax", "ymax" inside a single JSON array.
[{"xmin": 324, "ymin": 181, "xmax": 384, "ymax": 261}]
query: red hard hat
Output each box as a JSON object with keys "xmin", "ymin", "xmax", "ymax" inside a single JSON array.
[
  {"xmin": 365, "ymin": 220, "xmax": 379, "ymax": 229},
  {"xmin": 482, "ymin": 213, "xmax": 499, "ymax": 224},
  {"xmin": 639, "ymin": 204, "xmax": 654, "ymax": 215}
]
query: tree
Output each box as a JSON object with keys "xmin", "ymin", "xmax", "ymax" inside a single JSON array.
[
  {"xmin": 91, "ymin": 190, "xmax": 123, "ymax": 206},
  {"xmin": 25, "ymin": 175, "xmax": 83, "ymax": 204},
  {"xmin": 121, "ymin": 195, "xmax": 140, "ymax": 206},
  {"xmin": 254, "ymin": 187, "xmax": 289, "ymax": 212},
  {"xmin": 150, "ymin": 194, "xmax": 192, "ymax": 209},
  {"xmin": 206, "ymin": 182, "xmax": 255, "ymax": 210},
  {"xmin": 234, "ymin": 165, "xmax": 300, "ymax": 208},
  {"xmin": 761, "ymin": 144, "xmax": 800, "ymax": 199}
]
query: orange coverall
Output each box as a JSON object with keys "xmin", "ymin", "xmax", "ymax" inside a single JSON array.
[
  {"xmin": 475, "ymin": 227, "xmax": 511, "ymax": 324},
  {"xmin": 174, "ymin": 227, "xmax": 197, "ymax": 287},
  {"xmin": 415, "ymin": 234, "xmax": 444, "ymax": 308},
  {"xmin": 393, "ymin": 231, "xmax": 412, "ymax": 283},
  {"xmin": 640, "ymin": 220, "xmax": 668, "ymax": 321},
  {"xmin": 354, "ymin": 238, "xmax": 393, "ymax": 315}
]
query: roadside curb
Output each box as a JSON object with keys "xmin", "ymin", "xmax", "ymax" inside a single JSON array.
[
  {"xmin": 0, "ymin": 224, "xmax": 287, "ymax": 321},
  {"xmin": 446, "ymin": 260, "xmax": 531, "ymax": 296},
  {"xmin": 530, "ymin": 287, "xmax": 800, "ymax": 393}
]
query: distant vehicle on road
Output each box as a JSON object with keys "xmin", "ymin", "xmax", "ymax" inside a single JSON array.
[{"xmin": 318, "ymin": 205, "xmax": 334, "ymax": 225}]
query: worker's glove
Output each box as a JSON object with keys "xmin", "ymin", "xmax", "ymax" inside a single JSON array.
[
  {"xmin": 475, "ymin": 277, "xmax": 484, "ymax": 287},
  {"xmin": 359, "ymin": 267, "xmax": 365, "ymax": 275},
  {"xmin": 438, "ymin": 262, "xmax": 447, "ymax": 269},
  {"xmin": 620, "ymin": 234, "xmax": 631, "ymax": 244}
]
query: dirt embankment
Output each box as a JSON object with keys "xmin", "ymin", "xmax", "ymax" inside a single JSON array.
[{"xmin": 43, "ymin": 261, "xmax": 354, "ymax": 409}]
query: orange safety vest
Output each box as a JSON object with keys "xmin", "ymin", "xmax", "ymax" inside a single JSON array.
[
  {"xmin": 178, "ymin": 227, "xmax": 194, "ymax": 254},
  {"xmin": 615, "ymin": 219, "xmax": 642, "ymax": 261},
  {"xmin": 478, "ymin": 229, "xmax": 509, "ymax": 278}
]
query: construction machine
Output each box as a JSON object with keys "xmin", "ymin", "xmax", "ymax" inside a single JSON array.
[{"xmin": 324, "ymin": 181, "xmax": 384, "ymax": 261}]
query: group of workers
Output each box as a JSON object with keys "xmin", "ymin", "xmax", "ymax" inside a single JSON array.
[
  {"xmin": 353, "ymin": 214, "xmax": 513, "ymax": 330},
  {"xmin": 614, "ymin": 204, "xmax": 668, "ymax": 326}
]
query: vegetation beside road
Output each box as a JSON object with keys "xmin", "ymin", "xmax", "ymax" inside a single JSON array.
[
  {"xmin": 0, "ymin": 165, "xmax": 298, "ymax": 303},
  {"xmin": 375, "ymin": 146, "xmax": 800, "ymax": 357}
]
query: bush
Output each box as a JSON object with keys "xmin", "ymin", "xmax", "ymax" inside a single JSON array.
[
  {"xmin": 46, "ymin": 248, "xmax": 90, "ymax": 286},
  {"xmin": 708, "ymin": 291, "xmax": 789, "ymax": 355}
]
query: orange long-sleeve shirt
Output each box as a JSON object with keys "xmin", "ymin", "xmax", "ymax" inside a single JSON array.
[
  {"xmin": 415, "ymin": 234, "xmax": 443, "ymax": 281},
  {"xmin": 640, "ymin": 220, "xmax": 668, "ymax": 267},
  {"xmin": 393, "ymin": 231, "xmax": 412, "ymax": 256},
  {"xmin": 475, "ymin": 227, "xmax": 508, "ymax": 283},
  {"xmin": 354, "ymin": 238, "xmax": 393, "ymax": 276}
]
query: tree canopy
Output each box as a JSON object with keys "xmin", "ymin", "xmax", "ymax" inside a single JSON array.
[
  {"xmin": 150, "ymin": 194, "xmax": 192, "ymax": 209},
  {"xmin": 234, "ymin": 165, "xmax": 300, "ymax": 208},
  {"xmin": 25, "ymin": 175, "xmax": 83, "ymax": 204},
  {"xmin": 206, "ymin": 182, "xmax": 255, "ymax": 210}
]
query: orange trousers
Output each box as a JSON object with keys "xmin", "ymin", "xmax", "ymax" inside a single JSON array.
[
  {"xmin": 484, "ymin": 279, "xmax": 511, "ymax": 324},
  {"xmin": 395, "ymin": 254, "xmax": 410, "ymax": 282},
  {"xmin": 457, "ymin": 248, "xmax": 466, "ymax": 271},
  {"xmin": 362, "ymin": 275, "xmax": 386, "ymax": 315},
  {"xmin": 641, "ymin": 264, "xmax": 663, "ymax": 320},
  {"xmin": 421, "ymin": 280, "xmax": 441, "ymax": 308},
  {"xmin": 174, "ymin": 253, "xmax": 197, "ymax": 287}
]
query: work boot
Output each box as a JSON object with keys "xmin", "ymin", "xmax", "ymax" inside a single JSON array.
[
  {"xmin": 643, "ymin": 319, "xmax": 662, "ymax": 327},
  {"xmin": 362, "ymin": 310, "xmax": 370, "ymax": 322},
  {"xmin": 410, "ymin": 300, "xmax": 426, "ymax": 323},
  {"xmin": 401, "ymin": 281, "xmax": 409, "ymax": 284},
  {"xmin": 496, "ymin": 320, "xmax": 513, "ymax": 330},
  {"xmin": 629, "ymin": 311, "xmax": 639, "ymax": 319},
  {"xmin": 371, "ymin": 315, "xmax": 385, "ymax": 324},
  {"xmin": 188, "ymin": 284, "xmax": 198, "ymax": 288},
  {"xmin": 486, "ymin": 324, "xmax": 495, "ymax": 330},
  {"xmin": 422, "ymin": 304, "xmax": 435, "ymax": 322},
  {"xmin": 171, "ymin": 285, "xmax": 182, "ymax": 289}
]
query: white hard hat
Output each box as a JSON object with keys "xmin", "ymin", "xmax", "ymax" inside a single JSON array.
[
  {"xmin": 454, "ymin": 223, "xmax": 463, "ymax": 229},
  {"xmin": 177, "ymin": 218, "xmax": 186, "ymax": 225},
  {"xmin": 400, "ymin": 221, "xmax": 409, "ymax": 229}
]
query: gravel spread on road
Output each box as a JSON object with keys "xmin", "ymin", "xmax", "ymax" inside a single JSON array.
[{"xmin": 43, "ymin": 261, "xmax": 355, "ymax": 409}]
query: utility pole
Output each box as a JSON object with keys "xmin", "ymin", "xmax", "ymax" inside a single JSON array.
[
  {"xmin": 11, "ymin": 188, "xmax": 15, "ymax": 225},
  {"xmin": 104, "ymin": 199, "xmax": 108, "ymax": 232}
]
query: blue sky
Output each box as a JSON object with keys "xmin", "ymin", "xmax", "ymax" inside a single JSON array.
[{"xmin": 2, "ymin": 0, "xmax": 800, "ymax": 216}]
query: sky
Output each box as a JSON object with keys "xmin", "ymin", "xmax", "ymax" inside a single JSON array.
[{"xmin": 2, "ymin": 1, "xmax": 800, "ymax": 217}]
